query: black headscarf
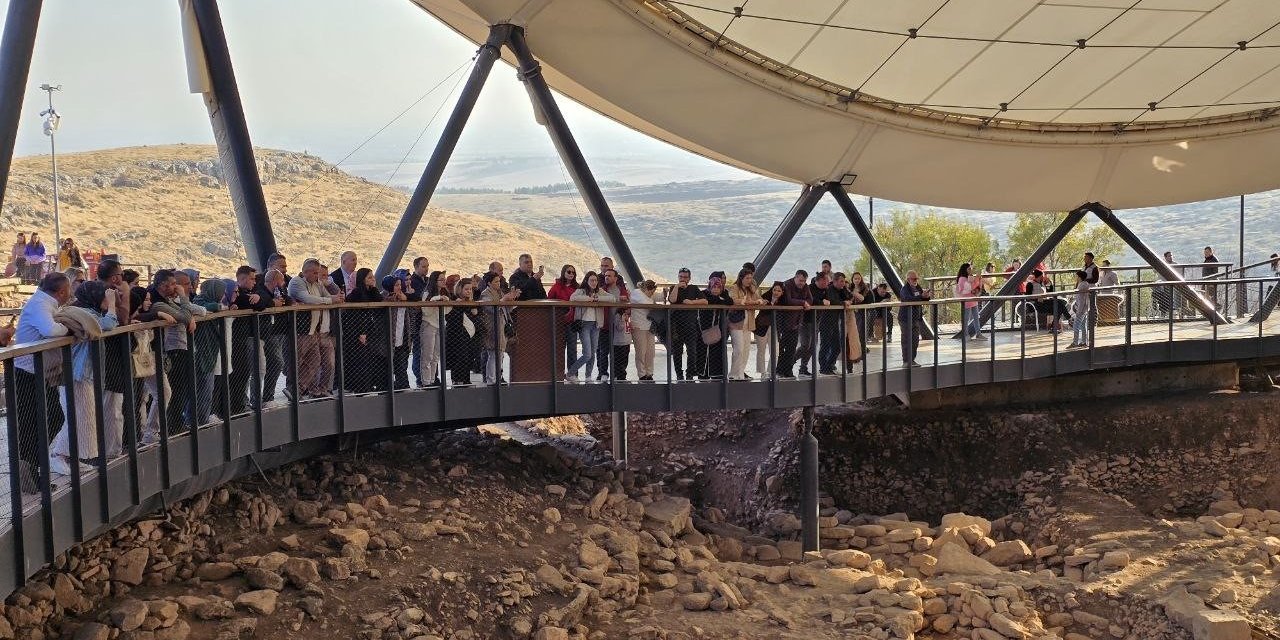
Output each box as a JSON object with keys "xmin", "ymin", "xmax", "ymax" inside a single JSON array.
[
  {"xmin": 348, "ymin": 267, "xmax": 381, "ymax": 302},
  {"xmin": 73, "ymin": 280, "xmax": 108, "ymax": 311}
]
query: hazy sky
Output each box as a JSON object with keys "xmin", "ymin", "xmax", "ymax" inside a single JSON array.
[{"xmin": 3, "ymin": 0, "xmax": 749, "ymax": 182}]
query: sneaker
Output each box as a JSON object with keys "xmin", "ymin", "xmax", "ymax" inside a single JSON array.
[
  {"xmin": 140, "ymin": 430, "xmax": 159, "ymax": 446},
  {"xmin": 566, "ymin": 373, "xmax": 579, "ymax": 382},
  {"xmin": 973, "ymin": 333, "xmax": 988, "ymax": 340},
  {"xmin": 48, "ymin": 454, "xmax": 70, "ymax": 477}
]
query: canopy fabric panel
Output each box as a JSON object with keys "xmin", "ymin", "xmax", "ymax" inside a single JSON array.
[{"xmin": 411, "ymin": 0, "xmax": 1280, "ymax": 212}]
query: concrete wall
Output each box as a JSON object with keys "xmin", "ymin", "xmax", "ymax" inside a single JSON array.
[{"xmin": 907, "ymin": 362, "xmax": 1239, "ymax": 411}]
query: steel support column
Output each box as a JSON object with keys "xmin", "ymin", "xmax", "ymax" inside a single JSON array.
[
  {"xmin": 975, "ymin": 205, "xmax": 1090, "ymax": 328},
  {"xmin": 508, "ymin": 28, "xmax": 643, "ymax": 285},
  {"xmin": 611, "ymin": 411, "xmax": 627, "ymax": 465},
  {"xmin": 827, "ymin": 184, "xmax": 933, "ymax": 339},
  {"xmin": 189, "ymin": 0, "xmax": 277, "ymax": 270},
  {"xmin": 0, "ymin": 0, "xmax": 43, "ymax": 213},
  {"xmin": 799, "ymin": 406, "xmax": 819, "ymax": 553},
  {"xmin": 1088, "ymin": 203, "xmax": 1227, "ymax": 325},
  {"xmin": 751, "ymin": 185, "xmax": 825, "ymax": 283},
  {"xmin": 376, "ymin": 25, "xmax": 511, "ymax": 279}
]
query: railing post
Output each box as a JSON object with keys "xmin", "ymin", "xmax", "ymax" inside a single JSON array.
[
  {"xmin": 4, "ymin": 360, "xmax": 26, "ymax": 588},
  {"xmin": 59, "ymin": 344, "xmax": 83, "ymax": 541},
  {"xmin": 32, "ymin": 352, "xmax": 54, "ymax": 564},
  {"xmin": 152, "ymin": 329, "xmax": 170, "ymax": 489},
  {"xmin": 800, "ymin": 406, "xmax": 819, "ymax": 553}
]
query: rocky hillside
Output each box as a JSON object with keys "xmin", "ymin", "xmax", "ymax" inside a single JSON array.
[{"xmin": 1, "ymin": 145, "xmax": 605, "ymax": 279}]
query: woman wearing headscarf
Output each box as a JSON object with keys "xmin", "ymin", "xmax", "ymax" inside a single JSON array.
[
  {"xmin": 417, "ymin": 270, "xmax": 447, "ymax": 387},
  {"xmin": 192, "ymin": 278, "xmax": 229, "ymax": 425},
  {"xmin": 48, "ymin": 281, "xmax": 119, "ymax": 476},
  {"xmin": 446, "ymin": 279, "xmax": 481, "ymax": 386},
  {"xmin": 700, "ymin": 272, "xmax": 733, "ymax": 380},
  {"xmin": 343, "ymin": 267, "xmax": 384, "ymax": 393},
  {"xmin": 382, "ymin": 274, "xmax": 412, "ymax": 390}
]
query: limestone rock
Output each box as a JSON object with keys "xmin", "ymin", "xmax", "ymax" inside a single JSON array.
[
  {"xmin": 112, "ymin": 548, "xmax": 149, "ymax": 585},
  {"xmin": 73, "ymin": 622, "xmax": 111, "ymax": 640},
  {"xmin": 940, "ymin": 512, "xmax": 993, "ymax": 537},
  {"xmin": 644, "ymin": 497, "xmax": 692, "ymax": 535},
  {"xmin": 196, "ymin": 562, "xmax": 239, "ymax": 581},
  {"xmin": 982, "ymin": 540, "xmax": 1032, "ymax": 566},
  {"xmin": 280, "ymin": 557, "xmax": 320, "ymax": 588},
  {"xmin": 933, "ymin": 541, "xmax": 1001, "ymax": 576},
  {"xmin": 235, "ymin": 589, "xmax": 278, "ymax": 615},
  {"xmin": 245, "ymin": 567, "xmax": 285, "ymax": 591},
  {"xmin": 109, "ymin": 599, "xmax": 148, "ymax": 631}
]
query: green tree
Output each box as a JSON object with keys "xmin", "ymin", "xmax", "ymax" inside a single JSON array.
[
  {"xmin": 854, "ymin": 209, "xmax": 997, "ymax": 287},
  {"xmin": 1004, "ymin": 212, "xmax": 1124, "ymax": 270}
]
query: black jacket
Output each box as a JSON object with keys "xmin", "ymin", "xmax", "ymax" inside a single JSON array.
[{"xmin": 509, "ymin": 269, "xmax": 547, "ymax": 300}]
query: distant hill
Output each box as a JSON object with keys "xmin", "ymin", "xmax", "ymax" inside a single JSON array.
[
  {"xmin": 0, "ymin": 145, "xmax": 607, "ymax": 281},
  {"xmin": 436, "ymin": 179, "xmax": 1280, "ymax": 280}
]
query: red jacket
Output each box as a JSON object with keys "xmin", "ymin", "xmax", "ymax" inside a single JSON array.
[{"xmin": 548, "ymin": 280, "xmax": 578, "ymax": 323}]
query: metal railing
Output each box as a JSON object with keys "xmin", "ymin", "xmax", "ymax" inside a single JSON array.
[{"xmin": 0, "ymin": 274, "xmax": 1277, "ymax": 598}]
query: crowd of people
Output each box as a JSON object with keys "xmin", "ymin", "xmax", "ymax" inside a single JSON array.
[
  {"xmin": 7, "ymin": 232, "xmax": 89, "ymax": 283},
  {"xmin": 5, "ymin": 243, "xmax": 1266, "ymax": 481}
]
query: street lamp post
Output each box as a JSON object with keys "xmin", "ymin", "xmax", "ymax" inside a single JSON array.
[{"xmin": 39, "ymin": 83, "xmax": 61, "ymax": 250}]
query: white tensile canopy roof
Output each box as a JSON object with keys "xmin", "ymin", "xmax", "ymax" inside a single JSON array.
[{"xmin": 412, "ymin": 0, "xmax": 1280, "ymax": 212}]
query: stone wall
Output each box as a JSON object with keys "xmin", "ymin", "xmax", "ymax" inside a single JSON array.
[{"xmin": 816, "ymin": 390, "xmax": 1280, "ymax": 523}]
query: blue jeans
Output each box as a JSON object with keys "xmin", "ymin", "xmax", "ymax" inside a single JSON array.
[
  {"xmin": 569, "ymin": 321, "xmax": 598, "ymax": 377},
  {"xmin": 1072, "ymin": 313, "xmax": 1089, "ymax": 345},
  {"xmin": 964, "ymin": 306, "xmax": 981, "ymax": 338}
]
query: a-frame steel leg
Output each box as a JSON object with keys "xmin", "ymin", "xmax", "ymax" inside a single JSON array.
[
  {"xmin": 751, "ymin": 185, "xmax": 825, "ymax": 283},
  {"xmin": 0, "ymin": 0, "xmax": 44, "ymax": 214},
  {"xmin": 1088, "ymin": 203, "xmax": 1227, "ymax": 325},
  {"xmin": 508, "ymin": 28, "xmax": 644, "ymax": 286},
  {"xmin": 975, "ymin": 205, "xmax": 1090, "ymax": 329},
  {"xmin": 189, "ymin": 0, "xmax": 278, "ymax": 270},
  {"xmin": 1249, "ymin": 285, "xmax": 1279, "ymax": 324},
  {"xmin": 827, "ymin": 183, "xmax": 932, "ymax": 339},
  {"xmin": 376, "ymin": 24, "xmax": 512, "ymax": 278}
]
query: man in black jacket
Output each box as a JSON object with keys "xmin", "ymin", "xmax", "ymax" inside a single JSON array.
[
  {"xmin": 407, "ymin": 256, "xmax": 430, "ymax": 386},
  {"xmin": 229, "ymin": 265, "xmax": 271, "ymax": 413},
  {"xmin": 510, "ymin": 254, "xmax": 547, "ymax": 300}
]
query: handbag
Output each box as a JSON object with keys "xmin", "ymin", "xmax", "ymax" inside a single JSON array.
[
  {"xmin": 753, "ymin": 310, "xmax": 772, "ymax": 337},
  {"xmin": 700, "ymin": 325, "xmax": 722, "ymax": 345},
  {"xmin": 728, "ymin": 309, "xmax": 746, "ymax": 324},
  {"xmin": 132, "ymin": 335, "xmax": 156, "ymax": 378}
]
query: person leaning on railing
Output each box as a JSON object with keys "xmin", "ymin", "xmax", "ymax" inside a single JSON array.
[
  {"xmin": 567, "ymin": 271, "xmax": 614, "ymax": 381},
  {"xmin": 48, "ymin": 281, "xmax": 118, "ymax": 477},
  {"xmin": 148, "ymin": 269, "xmax": 207, "ymax": 439},
  {"xmin": 629, "ymin": 280, "xmax": 659, "ymax": 381},
  {"xmin": 288, "ymin": 259, "xmax": 342, "ymax": 399},
  {"xmin": 776, "ymin": 270, "xmax": 812, "ymax": 378},
  {"xmin": 382, "ymin": 274, "xmax": 413, "ymax": 390},
  {"xmin": 13, "ymin": 272, "xmax": 72, "ymax": 473},
  {"xmin": 728, "ymin": 269, "xmax": 765, "ymax": 380}
]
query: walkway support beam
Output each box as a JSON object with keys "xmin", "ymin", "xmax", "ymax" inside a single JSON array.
[
  {"xmin": 188, "ymin": 0, "xmax": 277, "ymax": 270},
  {"xmin": 1088, "ymin": 203, "xmax": 1227, "ymax": 325},
  {"xmin": 800, "ymin": 406, "xmax": 820, "ymax": 553},
  {"xmin": 827, "ymin": 184, "xmax": 933, "ymax": 339},
  {"xmin": 0, "ymin": 0, "xmax": 44, "ymax": 214},
  {"xmin": 611, "ymin": 411, "xmax": 627, "ymax": 465},
  {"xmin": 752, "ymin": 185, "xmax": 825, "ymax": 283},
  {"xmin": 508, "ymin": 28, "xmax": 643, "ymax": 286},
  {"xmin": 376, "ymin": 24, "xmax": 511, "ymax": 279}
]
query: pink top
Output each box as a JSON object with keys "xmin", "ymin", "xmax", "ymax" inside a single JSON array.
[{"xmin": 955, "ymin": 276, "xmax": 979, "ymax": 308}]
